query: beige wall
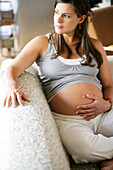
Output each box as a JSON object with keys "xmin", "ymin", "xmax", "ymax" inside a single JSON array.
[{"xmin": 18, "ymin": 0, "xmax": 54, "ymax": 50}]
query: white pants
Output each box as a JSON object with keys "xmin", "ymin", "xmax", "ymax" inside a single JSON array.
[{"xmin": 53, "ymin": 107, "xmax": 113, "ymax": 163}]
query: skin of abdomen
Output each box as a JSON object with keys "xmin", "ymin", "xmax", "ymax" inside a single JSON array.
[{"xmin": 49, "ymin": 83, "xmax": 103, "ymax": 115}]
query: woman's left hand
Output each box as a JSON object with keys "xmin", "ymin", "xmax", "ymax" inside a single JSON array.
[{"xmin": 75, "ymin": 94, "xmax": 110, "ymax": 120}]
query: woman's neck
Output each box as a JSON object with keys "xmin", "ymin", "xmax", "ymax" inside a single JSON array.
[{"xmin": 63, "ymin": 32, "xmax": 80, "ymax": 46}]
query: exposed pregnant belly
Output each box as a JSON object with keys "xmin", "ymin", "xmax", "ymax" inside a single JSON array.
[{"xmin": 49, "ymin": 83, "xmax": 103, "ymax": 115}]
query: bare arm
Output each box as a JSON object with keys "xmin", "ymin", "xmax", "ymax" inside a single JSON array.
[
  {"xmin": 2, "ymin": 35, "xmax": 49, "ymax": 107},
  {"xmin": 75, "ymin": 39, "xmax": 113, "ymax": 119},
  {"xmin": 97, "ymin": 40, "xmax": 113, "ymax": 100}
]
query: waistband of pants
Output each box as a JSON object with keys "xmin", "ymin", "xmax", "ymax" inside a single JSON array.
[
  {"xmin": 52, "ymin": 111, "xmax": 103, "ymax": 124},
  {"xmin": 52, "ymin": 111, "xmax": 84, "ymax": 121}
]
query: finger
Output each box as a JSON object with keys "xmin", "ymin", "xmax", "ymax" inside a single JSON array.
[
  {"xmin": 77, "ymin": 103, "xmax": 95, "ymax": 109},
  {"xmin": 11, "ymin": 92, "xmax": 17, "ymax": 108},
  {"xmin": 75, "ymin": 108, "xmax": 96, "ymax": 116},
  {"xmin": 16, "ymin": 92, "xmax": 23, "ymax": 106},
  {"xmin": 22, "ymin": 94, "xmax": 31, "ymax": 102},
  {"xmin": 83, "ymin": 114, "xmax": 98, "ymax": 120},
  {"xmin": 77, "ymin": 112, "xmax": 95, "ymax": 117},
  {"xmin": 6, "ymin": 96, "xmax": 11, "ymax": 108},
  {"xmin": 83, "ymin": 116, "xmax": 94, "ymax": 120},
  {"xmin": 3, "ymin": 97, "xmax": 7, "ymax": 107},
  {"xmin": 85, "ymin": 94, "xmax": 97, "ymax": 100}
]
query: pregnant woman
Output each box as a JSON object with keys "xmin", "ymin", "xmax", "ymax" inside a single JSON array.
[{"xmin": 2, "ymin": 0, "xmax": 113, "ymax": 169}]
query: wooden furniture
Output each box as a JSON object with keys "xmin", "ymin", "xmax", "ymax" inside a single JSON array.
[{"xmin": 88, "ymin": 5, "xmax": 113, "ymax": 55}]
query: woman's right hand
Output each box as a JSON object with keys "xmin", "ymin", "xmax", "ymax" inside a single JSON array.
[{"xmin": 3, "ymin": 88, "xmax": 31, "ymax": 108}]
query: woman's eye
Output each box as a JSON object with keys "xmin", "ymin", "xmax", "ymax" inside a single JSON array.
[
  {"xmin": 64, "ymin": 14, "xmax": 70, "ymax": 18},
  {"xmin": 55, "ymin": 10, "xmax": 58, "ymax": 14}
]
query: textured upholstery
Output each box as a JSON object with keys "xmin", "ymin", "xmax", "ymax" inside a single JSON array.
[{"xmin": 0, "ymin": 71, "xmax": 70, "ymax": 170}]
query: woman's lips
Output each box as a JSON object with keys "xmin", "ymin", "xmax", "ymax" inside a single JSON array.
[{"xmin": 56, "ymin": 25, "xmax": 63, "ymax": 29}]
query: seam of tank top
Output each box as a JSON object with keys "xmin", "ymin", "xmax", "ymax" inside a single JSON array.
[
  {"xmin": 49, "ymin": 34, "xmax": 88, "ymax": 65},
  {"xmin": 37, "ymin": 33, "xmax": 52, "ymax": 61},
  {"xmin": 57, "ymin": 56, "xmax": 86, "ymax": 65},
  {"xmin": 38, "ymin": 43, "xmax": 51, "ymax": 61},
  {"xmin": 50, "ymin": 36, "xmax": 98, "ymax": 67},
  {"xmin": 48, "ymin": 81, "xmax": 102, "ymax": 102},
  {"xmin": 37, "ymin": 33, "xmax": 97, "ymax": 68}
]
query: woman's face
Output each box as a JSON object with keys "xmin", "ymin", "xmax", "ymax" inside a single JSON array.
[{"xmin": 54, "ymin": 3, "xmax": 80, "ymax": 35}]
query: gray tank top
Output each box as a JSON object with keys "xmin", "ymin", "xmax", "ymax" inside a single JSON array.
[{"xmin": 36, "ymin": 33, "xmax": 102, "ymax": 102}]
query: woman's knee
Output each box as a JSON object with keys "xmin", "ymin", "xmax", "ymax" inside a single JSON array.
[
  {"xmin": 97, "ymin": 109, "xmax": 113, "ymax": 137},
  {"xmin": 59, "ymin": 126, "xmax": 96, "ymax": 163},
  {"xmin": 71, "ymin": 138, "xmax": 97, "ymax": 163}
]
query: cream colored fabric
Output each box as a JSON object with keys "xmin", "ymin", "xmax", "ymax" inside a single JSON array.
[
  {"xmin": 0, "ymin": 72, "xmax": 70, "ymax": 170},
  {"xmin": 53, "ymin": 110, "xmax": 113, "ymax": 163}
]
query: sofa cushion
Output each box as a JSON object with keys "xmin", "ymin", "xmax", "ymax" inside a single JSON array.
[{"xmin": 0, "ymin": 72, "xmax": 70, "ymax": 170}]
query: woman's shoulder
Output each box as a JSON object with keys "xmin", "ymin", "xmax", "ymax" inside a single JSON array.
[
  {"xmin": 90, "ymin": 38, "xmax": 103, "ymax": 49},
  {"xmin": 33, "ymin": 34, "xmax": 49, "ymax": 44},
  {"xmin": 27, "ymin": 34, "xmax": 49, "ymax": 50},
  {"xmin": 90, "ymin": 38, "xmax": 107, "ymax": 60},
  {"xmin": 90, "ymin": 37, "xmax": 106, "ymax": 52},
  {"xmin": 31, "ymin": 33, "xmax": 52, "ymax": 47},
  {"xmin": 30, "ymin": 34, "xmax": 50, "ymax": 57}
]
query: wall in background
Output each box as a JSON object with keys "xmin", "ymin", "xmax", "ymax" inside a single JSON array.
[{"xmin": 18, "ymin": 0, "xmax": 54, "ymax": 50}]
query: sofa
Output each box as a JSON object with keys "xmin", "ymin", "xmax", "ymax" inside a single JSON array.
[
  {"xmin": 0, "ymin": 6, "xmax": 113, "ymax": 170},
  {"xmin": 0, "ymin": 53, "xmax": 113, "ymax": 170},
  {"xmin": 0, "ymin": 60, "xmax": 100, "ymax": 170},
  {"xmin": 0, "ymin": 61, "xmax": 70, "ymax": 170}
]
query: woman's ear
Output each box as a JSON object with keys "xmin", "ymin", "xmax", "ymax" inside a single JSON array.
[{"xmin": 79, "ymin": 15, "xmax": 86, "ymax": 24}]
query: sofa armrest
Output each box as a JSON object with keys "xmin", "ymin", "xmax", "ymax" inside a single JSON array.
[{"xmin": 0, "ymin": 72, "xmax": 70, "ymax": 170}]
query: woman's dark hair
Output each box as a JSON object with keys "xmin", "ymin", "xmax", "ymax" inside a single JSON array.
[{"xmin": 50, "ymin": 0, "xmax": 103, "ymax": 68}]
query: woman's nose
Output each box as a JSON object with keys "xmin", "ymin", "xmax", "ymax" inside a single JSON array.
[{"xmin": 57, "ymin": 15, "xmax": 63, "ymax": 23}]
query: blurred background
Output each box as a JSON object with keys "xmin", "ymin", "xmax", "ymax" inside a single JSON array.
[{"xmin": 0, "ymin": 0, "xmax": 113, "ymax": 60}]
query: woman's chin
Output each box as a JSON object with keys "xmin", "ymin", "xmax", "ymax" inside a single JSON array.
[{"xmin": 55, "ymin": 29, "xmax": 63, "ymax": 34}]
